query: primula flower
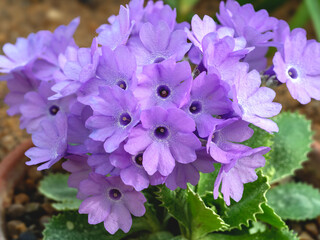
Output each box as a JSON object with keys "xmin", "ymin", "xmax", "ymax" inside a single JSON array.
[
  {"xmin": 97, "ymin": 5, "xmax": 134, "ymax": 50},
  {"xmin": 109, "ymin": 143, "xmax": 165, "ymax": 191},
  {"xmin": 50, "ymin": 39, "xmax": 100, "ymax": 100},
  {"xmin": 4, "ymin": 70, "xmax": 40, "ymax": 116},
  {"xmin": 128, "ymin": 20, "xmax": 191, "ymax": 66},
  {"xmin": 214, "ymin": 146, "xmax": 270, "ymax": 205},
  {"xmin": 232, "ymin": 64, "xmax": 282, "ymax": 133},
  {"xmin": 206, "ymin": 118, "xmax": 254, "ymax": 164},
  {"xmin": 0, "ymin": 18, "xmax": 79, "ymax": 80},
  {"xmin": 25, "ymin": 112, "xmax": 68, "ymax": 170},
  {"xmin": 134, "ymin": 59, "xmax": 192, "ymax": 110},
  {"xmin": 79, "ymin": 174, "xmax": 146, "ymax": 234},
  {"xmin": 273, "ymin": 28, "xmax": 320, "ymax": 104},
  {"xmin": 78, "ymin": 45, "xmax": 137, "ymax": 105},
  {"xmin": 125, "ymin": 106, "xmax": 201, "ymax": 176},
  {"xmin": 165, "ymin": 148, "xmax": 215, "ymax": 190},
  {"xmin": 181, "ymin": 72, "xmax": 232, "ymax": 138},
  {"xmin": 86, "ymin": 86, "xmax": 140, "ymax": 153},
  {"xmin": 20, "ymin": 82, "xmax": 75, "ymax": 133}
]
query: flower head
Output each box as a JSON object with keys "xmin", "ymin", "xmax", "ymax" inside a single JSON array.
[
  {"xmin": 125, "ymin": 106, "xmax": 201, "ymax": 176},
  {"xmin": 79, "ymin": 174, "xmax": 146, "ymax": 234}
]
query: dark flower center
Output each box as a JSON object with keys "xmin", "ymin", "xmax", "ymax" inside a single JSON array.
[
  {"xmin": 49, "ymin": 105, "xmax": 60, "ymax": 116},
  {"xmin": 189, "ymin": 101, "xmax": 202, "ymax": 114},
  {"xmin": 288, "ymin": 67, "xmax": 298, "ymax": 79},
  {"xmin": 153, "ymin": 57, "xmax": 165, "ymax": 63},
  {"xmin": 157, "ymin": 85, "xmax": 171, "ymax": 98},
  {"xmin": 154, "ymin": 126, "xmax": 169, "ymax": 139},
  {"xmin": 109, "ymin": 189, "xmax": 122, "ymax": 200},
  {"xmin": 134, "ymin": 153, "xmax": 143, "ymax": 166},
  {"xmin": 119, "ymin": 113, "xmax": 132, "ymax": 126},
  {"xmin": 117, "ymin": 80, "xmax": 127, "ymax": 90}
]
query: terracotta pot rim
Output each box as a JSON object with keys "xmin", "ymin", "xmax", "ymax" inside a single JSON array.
[{"xmin": 0, "ymin": 139, "xmax": 33, "ymax": 240}]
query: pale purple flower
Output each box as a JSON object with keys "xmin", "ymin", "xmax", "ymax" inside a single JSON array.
[
  {"xmin": 232, "ymin": 64, "xmax": 282, "ymax": 132},
  {"xmin": 217, "ymin": 0, "xmax": 278, "ymax": 47},
  {"xmin": 214, "ymin": 146, "xmax": 270, "ymax": 205},
  {"xmin": 206, "ymin": 118, "xmax": 253, "ymax": 164},
  {"xmin": 124, "ymin": 106, "xmax": 201, "ymax": 176},
  {"xmin": 181, "ymin": 72, "xmax": 232, "ymax": 138},
  {"xmin": 86, "ymin": 86, "xmax": 140, "ymax": 153},
  {"xmin": 97, "ymin": 5, "xmax": 134, "ymax": 50},
  {"xmin": 110, "ymin": 143, "xmax": 165, "ymax": 191},
  {"xmin": 134, "ymin": 59, "xmax": 192, "ymax": 110},
  {"xmin": 50, "ymin": 39, "xmax": 100, "ymax": 100},
  {"xmin": 79, "ymin": 174, "xmax": 146, "ymax": 234},
  {"xmin": 19, "ymin": 81, "xmax": 75, "ymax": 133},
  {"xmin": 165, "ymin": 148, "xmax": 215, "ymax": 190},
  {"xmin": 4, "ymin": 70, "xmax": 40, "ymax": 116},
  {"xmin": 77, "ymin": 45, "xmax": 137, "ymax": 105},
  {"xmin": 273, "ymin": 28, "xmax": 320, "ymax": 104},
  {"xmin": 62, "ymin": 155, "xmax": 92, "ymax": 199},
  {"xmin": 127, "ymin": 20, "xmax": 191, "ymax": 66},
  {"xmin": 25, "ymin": 112, "xmax": 68, "ymax": 170}
]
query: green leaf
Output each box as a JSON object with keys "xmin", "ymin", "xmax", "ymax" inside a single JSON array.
[
  {"xmin": 201, "ymin": 228, "xmax": 299, "ymax": 240},
  {"xmin": 266, "ymin": 182, "xmax": 320, "ymax": 220},
  {"xmin": 243, "ymin": 125, "xmax": 274, "ymax": 150},
  {"xmin": 157, "ymin": 186, "xmax": 228, "ymax": 239},
  {"xmin": 305, "ymin": 0, "xmax": 320, "ymax": 40},
  {"xmin": 256, "ymin": 203, "xmax": 287, "ymax": 229},
  {"xmin": 43, "ymin": 212, "xmax": 127, "ymax": 240},
  {"xmin": 147, "ymin": 232, "xmax": 174, "ymax": 240},
  {"xmin": 263, "ymin": 112, "xmax": 313, "ymax": 182},
  {"xmin": 39, "ymin": 173, "xmax": 81, "ymax": 211},
  {"xmin": 221, "ymin": 172, "xmax": 269, "ymax": 230},
  {"xmin": 290, "ymin": 1, "xmax": 310, "ymax": 29}
]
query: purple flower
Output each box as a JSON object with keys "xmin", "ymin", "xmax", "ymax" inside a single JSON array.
[
  {"xmin": 186, "ymin": 14, "xmax": 247, "ymax": 53},
  {"xmin": 214, "ymin": 147, "xmax": 270, "ymax": 205},
  {"xmin": 50, "ymin": 39, "xmax": 100, "ymax": 100},
  {"xmin": 273, "ymin": 28, "xmax": 320, "ymax": 104},
  {"xmin": 25, "ymin": 112, "xmax": 68, "ymax": 170},
  {"xmin": 62, "ymin": 155, "xmax": 92, "ymax": 199},
  {"xmin": 127, "ymin": 20, "xmax": 191, "ymax": 66},
  {"xmin": 86, "ymin": 86, "xmax": 140, "ymax": 153},
  {"xmin": 19, "ymin": 81, "xmax": 75, "ymax": 133},
  {"xmin": 4, "ymin": 70, "xmax": 40, "ymax": 116},
  {"xmin": 124, "ymin": 106, "xmax": 201, "ymax": 176},
  {"xmin": 202, "ymin": 35, "xmax": 251, "ymax": 94},
  {"xmin": 79, "ymin": 174, "xmax": 146, "ymax": 234},
  {"xmin": 232, "ymin": 64, "xmax": 282, "ymax": 133},
  {"xmin": 165, "ymin": 148, "xmax": 215, "ymax": 190},
  {"xmin": 77, "ymin": 45, "xmax": 137, "ymax": 105},
  {"xmin": 97, "ymin": 5, "xmax": 134, "ymax": 50},
  {"xmin": 217, "ymin": 0, "xmax": 278, "ymax": 47},
  {"xmin": 110, "ymin": 143, "xmax": 165, "ymax": 191},
  {"xmin": 134, "ymin": 59, "xmax": 192, "ymax": 110},
  {"xmin": 206, "ymin": 118, "xmax": 253, "ymax": 164},
  {"xmin": 181, "ymin": 72, "xmax": 231, "ymax": 138}
]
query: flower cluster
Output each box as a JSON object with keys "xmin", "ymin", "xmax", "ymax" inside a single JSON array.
[{"xmin": 1, "ymin": 0, "xmax": 319, "ymax": 234}]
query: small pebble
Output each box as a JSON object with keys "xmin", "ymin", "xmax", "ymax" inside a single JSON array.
[
  {"xmin": 25, "ymin": 202, "xmax": 40, "ymax": 213},
  {"xmin": 41, "ymin": 202, "xmax": 55, "ymax": 214},
  {"xmin": 39, "ymin": 215, "xmax": 51, "ymax": 228},
  {"xmin": 305, "ymin": 222, "xmax": 318, "ymax": 237},
  {"xmin": 299, "ymin": 231, "xmax": 314, "ymax": 240},
  {"xmin": 18, "ymin": 231, "xmax": 37, "ymax": 240},
  {"xmin": 291, "ymin": 223, "xmax": 302, "ymax": 234},
  {"xmin": 14, "ymin": 193, "xmax": 30, "ymax": 205},
  {"xmin": 7, "ymin": 220, "xmax": 27, "ymax": 237},
  {"xmin": 7, "ymin": 204, "xmax": 25, "ymax": 218},
  {"xmin": 25, "ymin": 179, "xmax": 35, "ymax": 190}
]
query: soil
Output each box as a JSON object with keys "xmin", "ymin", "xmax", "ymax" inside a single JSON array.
[{"xmin": 0, "ymin": 0, "xmax": 320, "ymax": 240}]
